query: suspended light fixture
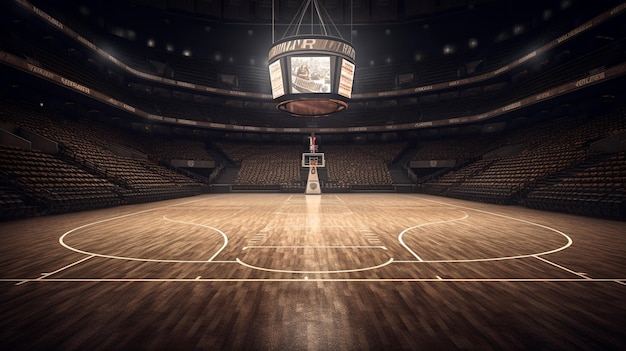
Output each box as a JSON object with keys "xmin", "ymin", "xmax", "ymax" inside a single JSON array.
[{"xmin": 269, "ymin": 0, "xmax": 356, "ymax": 117}]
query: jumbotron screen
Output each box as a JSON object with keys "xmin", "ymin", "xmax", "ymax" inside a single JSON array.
[
  {"xmin": 269, "ymin": 60, "xmax": 285, "ymax": 98},
  {"xmin": 290, "ymin": 56, "xmax": 331, "ymax": 94},
  {"xmin": 338, "ymin": 59, "xmax": 355, "ymax": 98}
]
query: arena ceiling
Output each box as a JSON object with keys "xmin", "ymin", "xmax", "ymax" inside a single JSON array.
[
  {"xmin": 6, "ymin": 0, "xmax": 625, "ymax": 134},
  {"xmin": 31, "ymin": 0, "xmax": 562, "ymax": 67}
]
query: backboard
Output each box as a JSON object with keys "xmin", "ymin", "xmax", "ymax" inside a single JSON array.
[{"xmin": 302, "ymin": 153, "xmax": 325, "ymax": 167}]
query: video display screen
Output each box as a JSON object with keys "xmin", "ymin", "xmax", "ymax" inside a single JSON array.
[
  {"xmin": 290, "ymin": 56, "xmax": 331, "ymax": 94},
  {"xmin": 269, "ymin": 60, "xmax": 285, "ymax": 98},
  {"xmin": 338, "ymin": 59, "xmax": 355, "ymax": 98}
]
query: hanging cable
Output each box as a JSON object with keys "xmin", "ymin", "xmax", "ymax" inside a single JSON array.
[
  {"xmin": 350, "ymin": 0, "xmax": 353, "ymax": 42},
  {"xmin": 294, "ymin": 0, "xmax": 312, "ymax": 37},
  {"xmin": 319, "ymin": 2, "xmax": 342, "ymax": 39},
  {"xmin": 312, "ymin": 0, "xmax": 328, "ymax": 36},
  {"xmin": 311, "ymin": 0, "xmax": 314, "ymax": 35},
  {"xmin": 282, "ymin": 0, "xmax": 310, "ymax": 39},
  {"xmin": 279, "ymin": 0, "xmax": 349, "ymax": 39}
]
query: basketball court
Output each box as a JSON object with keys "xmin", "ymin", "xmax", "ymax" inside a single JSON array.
[{"xmin": 1, "ymin": 193, "xmax": 625, "ymax": 350}]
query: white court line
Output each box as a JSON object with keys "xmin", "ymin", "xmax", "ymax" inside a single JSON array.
[
  {"xmin": 274, "ymin": 211, "xmax": 353, "ymax": 216},
  {"xmin": 533, "ymin": 255, "xmax": 592, "ymax": 280},
  {"xmin": 242, "ymin": 245, "xmax": 387, "ymax": 250},
  {"xmin": 262, "ymin": 225, "xmax": 356, "ymax": 228},
  {"xmin": 15, "ymin": 255, "xmax": 95, "ymax": 285},
  {"xmin": 398, "ymin": 211, "xmax": 469, "ymax": 261},
  {"xmin": 162, "ymin": 216, "xmax": 228, "ymax": 262},
  {"xmin": 284, "ymin": 194, "xmax": 343, "ymax": 203},
  {"xmin": 4, "ymin": 277, "xmax": 625, "ymax": 283},
  {"xmin": 332, "ymin": 194, "xmax": 346, "ymax": 202},
  {"xmin": 57, "ymin": 202, "xmax": 230, "ymax": 263},
  {"xmin": 397, "ymin": 196, "xmax": 574, "ymax": 263},
  {"xmin": 333, "ymin": 194, "xmax": 353, "ymax": 214},
  {"xmin": 235, "ymin": 257, "xmax": 394, "ymax": 274},
  {"xmin": 14, "ymin": 196, "xmax": 225, "ymax": 285},
  {"xmin": 58, "ymin": 197, "xmax": 206, "ymax": 248}
]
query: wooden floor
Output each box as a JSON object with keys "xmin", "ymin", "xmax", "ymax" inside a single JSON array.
[{"xmin": 1, "ymin": 193, "xmax": 624, "ymax": 350}]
